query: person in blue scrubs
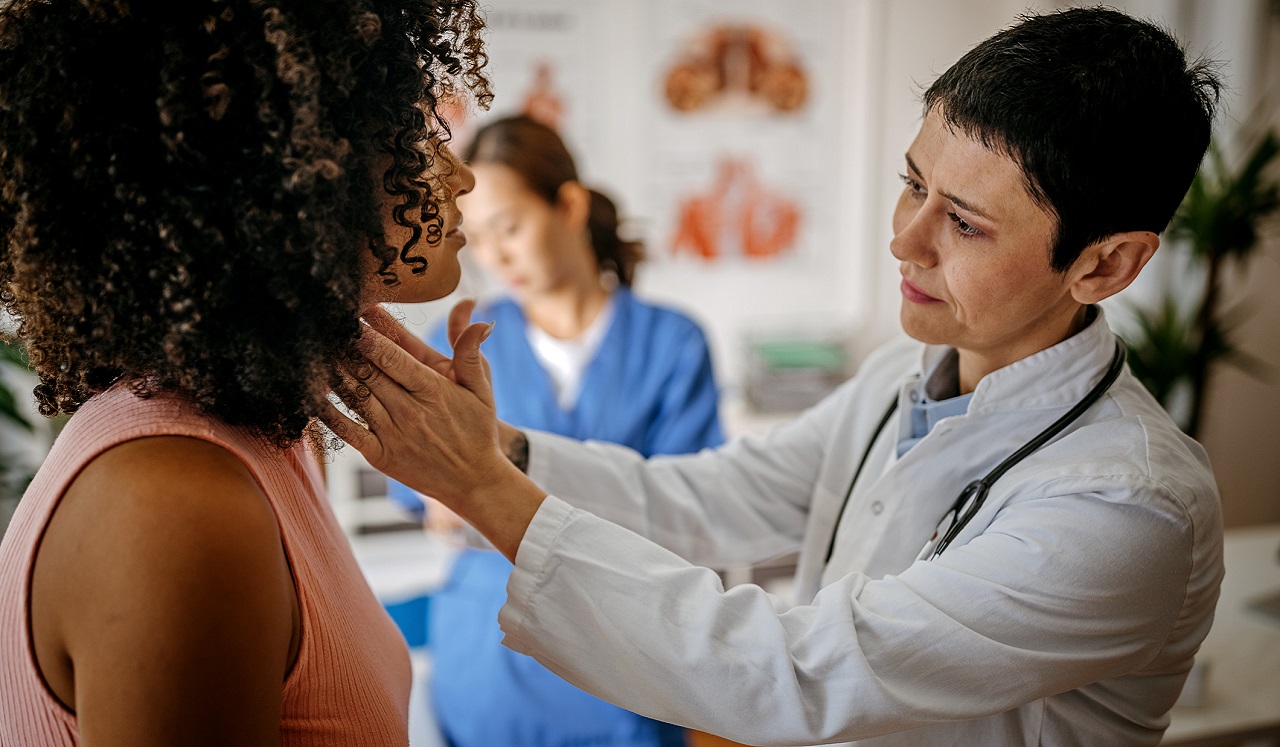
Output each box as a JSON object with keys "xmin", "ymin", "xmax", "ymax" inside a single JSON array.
[{"xmin": 397, "ymin": 115, "xmax": 724, "ymax": 747}]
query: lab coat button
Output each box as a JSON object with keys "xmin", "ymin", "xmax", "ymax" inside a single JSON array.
[{"xmin": 871, "ymin": 500, "xmax": 884, "ymax": 515}]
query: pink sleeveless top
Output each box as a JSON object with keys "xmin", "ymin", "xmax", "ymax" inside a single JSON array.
[{"xmin": 0, "ymin": 386, "xmax": 411, "ymax": 745}]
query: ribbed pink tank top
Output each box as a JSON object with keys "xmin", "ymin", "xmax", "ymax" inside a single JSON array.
[{"xmin": 0, "ymin": 385, "xmax": 411, "ymax": 745}]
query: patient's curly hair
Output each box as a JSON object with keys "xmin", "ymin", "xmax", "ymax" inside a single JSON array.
[{"xmin": 0, "ymin": 0, "xmax": 491, "ymax": 445}]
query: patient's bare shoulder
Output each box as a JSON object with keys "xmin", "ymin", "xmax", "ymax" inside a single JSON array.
[{"xmin": 31, "ymin": 435, "xmax": 298, "ymax": 746}]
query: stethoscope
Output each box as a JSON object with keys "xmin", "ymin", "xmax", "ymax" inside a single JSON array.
[{"xmin": 824, "ymin": 340, "xmax": 1127, "ymax": 564}]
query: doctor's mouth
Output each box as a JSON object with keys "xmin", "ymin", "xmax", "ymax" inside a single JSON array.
[{"xmin": 900, "ymin": 276, "xmax": 943, "ymax": 304}]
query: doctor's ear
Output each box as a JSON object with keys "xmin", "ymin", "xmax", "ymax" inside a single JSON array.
[
  {"xmin": 1068, "ymin": 230, "xmax": 1160, "ymax": 305},
  {"xmin": 555, "ymin": 181, "xmax": 592, "ymax": 231}
]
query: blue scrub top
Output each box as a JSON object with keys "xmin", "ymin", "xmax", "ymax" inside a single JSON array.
[{"xmin": 408, "ymin": 288, "xmax": 724, "ymax": 747}]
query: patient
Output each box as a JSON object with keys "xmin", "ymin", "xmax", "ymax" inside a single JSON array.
[{"xmin": 0, "ymin": 0, "xmax": 488, "ymax": 744}]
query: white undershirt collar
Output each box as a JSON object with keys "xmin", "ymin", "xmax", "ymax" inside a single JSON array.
[{"xmin": 526, "ymin": 294, "xmax": 617, "ymax": 410}]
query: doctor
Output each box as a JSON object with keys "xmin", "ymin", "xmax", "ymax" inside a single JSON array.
[{"xmin": 326, "ymin": 8, "xmax": 1225, "ymax": 746}]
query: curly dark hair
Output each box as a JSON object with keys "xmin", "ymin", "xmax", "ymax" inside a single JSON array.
[{"xmin": 0, "ymin": 0, "xmax": 491, "ymax": 445}]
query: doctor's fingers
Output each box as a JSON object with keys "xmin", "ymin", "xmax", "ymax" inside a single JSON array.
[
  {"xmin": 355, "ymin": 325, "xmax": 452, "ymax": 400},
  {"xmin": 328, "ymin": 357, "xmax": 455, "ymax": 483},
  {"xmin": 442, "ymin": 301, "xmax": 494, "ymax": 394},
  {"xmin": 330, "ymin": 363, "xmax": 393, "ymax": 435},
  {"xmin": 448, "ymin": 320, "xmax": 496, "ymax": 409},
  {"xmin": 319, "ymin": 400, "xmax": 387, "ymax": 468},
  {"xmin": 446, "ymin": 298, "xmax": 477, "ymax": 349},
  {"xmin": 363, "ymin": 305, "xmax": 454, "ymax": 373}
]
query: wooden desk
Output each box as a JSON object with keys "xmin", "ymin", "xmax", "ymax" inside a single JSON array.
[{"xmin": 1163, "ymin": 524, "xmax": 1280, "ymax": 746}]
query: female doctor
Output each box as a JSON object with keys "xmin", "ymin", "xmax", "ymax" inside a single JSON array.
[{"xmin": 328, "ymin": 8, "xmax": 1225, "ymax": 746}]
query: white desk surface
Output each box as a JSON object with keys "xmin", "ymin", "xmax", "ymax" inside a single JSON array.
[{"xmin": 1163, "ymin": 523, "xmax": 1280, "ymax": 746}]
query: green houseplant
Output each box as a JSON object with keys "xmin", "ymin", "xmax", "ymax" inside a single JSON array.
[{"xmin": 1124, "ymin": 129, "xmax": 1280, "ymax": 438}]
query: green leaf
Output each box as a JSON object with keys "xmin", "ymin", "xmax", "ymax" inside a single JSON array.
[
  {"xmin": 1168, "ymin": 130, "xmax": 1280, "ymax": 264},
  {"xmin": 1120, "ymin": 298, "xmax": 1197, "ymax": 406},
  {"xmin": 0, "ymin": 338, "xmax": 28, "ymax": 368},
  {"xmin": 0, "ymin": 385, "xmax": 32, "ymax": 431},
  {"xmin": 0, "ymin": 338, "xmax": 33, "ymax": 431}
]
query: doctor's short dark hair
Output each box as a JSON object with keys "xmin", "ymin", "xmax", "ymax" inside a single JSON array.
[
  {"xmin": 923, "ymin": 6, "xmax": 1222, "ymax": 273},
  {"xmin": 0, "ymin": 0, "xmax": 490, "ymax": 446}
]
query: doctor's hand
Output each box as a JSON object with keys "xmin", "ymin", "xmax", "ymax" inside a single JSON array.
[
  {"xmin": 360, "ymin": 301, "xmax": 482, "ymax": 383},
  {"xmin": 362, "ymin": 301, "xmax": 531, "ymax": 468},
  {"xmin": 323, "ymin": 305, "xmax": 548, "ymax": 561}
]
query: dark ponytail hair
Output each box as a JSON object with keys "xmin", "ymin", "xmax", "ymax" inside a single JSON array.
[
  {"xmin": 464, "ymin": 115, "xmax": 644, "ymax": 287},
  {"xmin": 584, "ymin": 188, "xmax": 644, "ymax": 288}
]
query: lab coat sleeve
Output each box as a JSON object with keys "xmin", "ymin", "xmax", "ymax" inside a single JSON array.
[
  {"xmin": 645, "ymin": 325, "xmax": 725, "ymax": 455},
  {"xmin": 500, "ymin": 473, "xmax": 1201, "ymax": 745},
  {"xmin": 524, "ymin": 373, "xmax": 852, "ymax": 568},
  {"xmin": 522, "ymin": 338, "xmax": 914, "ymax": 568}
]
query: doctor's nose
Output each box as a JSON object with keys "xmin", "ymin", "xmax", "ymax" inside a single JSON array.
[{"xmin": 889, "ymin": 203, "xmax": 937, "ymax": 267}]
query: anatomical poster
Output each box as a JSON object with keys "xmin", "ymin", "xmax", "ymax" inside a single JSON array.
[{"xmin": 645, "ymin": 0, "xmax": 842, "ymax": 267}]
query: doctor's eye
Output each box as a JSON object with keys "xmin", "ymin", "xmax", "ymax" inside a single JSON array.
[
  {"xmin": 946, "ymin": 211, "xmax": 982, "ymax": 237},
  {"xmin": 898, "ymin": 172, "xmax": 926, "ymax": 198}
]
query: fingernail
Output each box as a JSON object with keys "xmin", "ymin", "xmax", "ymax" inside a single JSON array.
[{"xmin": 479, "ymin": 322, "xmax": 495, "ymax": 343}]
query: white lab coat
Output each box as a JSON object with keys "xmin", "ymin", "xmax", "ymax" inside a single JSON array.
[{"xmin": 498, "ymin": 310, "xmax": 1223, "ymax": 746}]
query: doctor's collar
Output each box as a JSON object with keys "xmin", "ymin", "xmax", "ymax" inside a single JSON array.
[{"xmin": 916, "ymin": 305, "xmax": 1117, "ymax": 415}]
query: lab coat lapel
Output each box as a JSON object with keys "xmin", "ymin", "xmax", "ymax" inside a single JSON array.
[
  {"xmin": 821, "ymin": 411, "xmax": 1022, "ymax": 583},
  {"xmin": 815, "ymin": 309, "xmax": 1124, "ymax": 587}
]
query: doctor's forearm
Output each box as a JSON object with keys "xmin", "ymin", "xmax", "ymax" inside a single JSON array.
[{"xmin": 453, "ymin": 459, "xmax": 547, "ymax": 562}]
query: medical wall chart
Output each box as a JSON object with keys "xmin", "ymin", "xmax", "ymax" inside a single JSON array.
[{"xmin": 644, "ymin": 0, "xmax": 841, "ymax": 269}]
